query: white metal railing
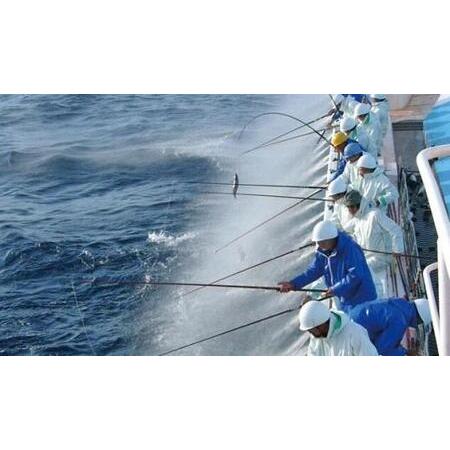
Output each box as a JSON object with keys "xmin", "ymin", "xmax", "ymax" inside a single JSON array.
[
  {"xmin": 422, "ymin": 262, "xmax": 441, "ymax": 353},
  {"xmin": 417, "ymin": 145, "xmax": 450, "ymax": 355}
]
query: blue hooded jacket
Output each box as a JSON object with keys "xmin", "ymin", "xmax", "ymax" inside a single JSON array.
[
  {"xmin": 349, "ymin": 299, "xmax": 418, "ymax": 356},
  {"xmin": 343, "ymin": 94, "xmax": 367, "ymax": 103},
  {"xmin": 329, "ymin": 158, "xmax": 347, "ymax": 182},
  {"xmin": 290, "ymin": 231, "xmax": 377, "ymax": 313},
  {"xmin": 329, "ymin": 139, "xmax": 359, "ymax": 182}
]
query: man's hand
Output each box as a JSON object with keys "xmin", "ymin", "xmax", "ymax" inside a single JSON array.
[
  {"xmin": 278, "ymin": 281, "xmax": 294, "ymax": 293},
  {"xmin": 299, "ymin": 293, "xmax": 312, "ymax": 305},
  {"xmin": 321, "ymin": 288, "xmax": 334, "ymax": 298},
  {"xmin": 407, "ymin": 337, "xmax": 420, "ymax": 356}
]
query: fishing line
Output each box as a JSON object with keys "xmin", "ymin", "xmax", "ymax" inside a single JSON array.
[
  {"xmin": 242, "ymin": 126, "xmax": 331, "ymax": 155},
  {"xmin": 236, "ymin": 112, "xmax": 332, "ymax": 146},
  {"xmin": 187, "ymin": 181, "xmax": 326, "ymax": 190},
  {"xmin": 203, "ymin": 191, "xmax": 332, "ymax": 202},
  {"xmin": 183, "ymin": 242, "xmax": 314, "ymax": 297},
  {"xmin": 71, "ymin": 279, "xmax": 97, "ymax": 356},
  {"xmin": 237, "ymin": 110, "xmax": 329, "ymax": 141},
  {"xmin": 215, "ymin": 188, "xmax": 323, "ymax": 253}
]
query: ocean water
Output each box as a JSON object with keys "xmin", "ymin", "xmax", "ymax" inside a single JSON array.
[{"xmin": 0, "ymin": 94, "xmax": 330, "ymax": 355}]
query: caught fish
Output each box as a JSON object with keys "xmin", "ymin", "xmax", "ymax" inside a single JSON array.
[{"xmin": 232, "ymin": 173, "xmax": 239, "ymax": 198}]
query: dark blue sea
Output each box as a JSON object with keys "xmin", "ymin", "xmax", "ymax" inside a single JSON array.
[{"xmin": 0, "ymin": 94, "xmax": 328, "ymax": 355}]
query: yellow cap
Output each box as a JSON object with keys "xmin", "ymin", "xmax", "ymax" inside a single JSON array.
[{"xmin": 331, "ymin": 131, "xmax": 348, "ymax": 147}]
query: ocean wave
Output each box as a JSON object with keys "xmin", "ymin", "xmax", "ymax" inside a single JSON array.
[{"xmin": 147, "ymin": 230, "xmax": 196, "ymax": 247}]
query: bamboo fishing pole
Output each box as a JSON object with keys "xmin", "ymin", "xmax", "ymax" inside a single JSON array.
[
  {"xmin": 183, "ymin": 242, "xmax": 315, "ymax": 297},
  {"xmin": 362, "ymin": 248, "xmax": 434, "ymax": 261},
  {"xmin": 236, "ymin": 112, "xmax": 332, "ymax": 146},
  {"xmin": 237, "ymin": 110, "xmax": 330, "ymax": 141},
  {"xmin": 242, "ymin": 126, "xmax": 331, "ymax": 155},
  {"xmin": 158, "ymin": 306, "xmax": 301, "ymax": 356},
  {"xmin": 80, "ymin": 279, "xmax": 328, "ymax": 293}
]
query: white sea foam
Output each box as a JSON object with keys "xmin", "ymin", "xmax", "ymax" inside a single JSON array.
[{"xmin": 147, "ymin": 230, "xmax": 196, "ymax": 247}]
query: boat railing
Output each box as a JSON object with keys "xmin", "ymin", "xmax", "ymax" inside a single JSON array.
[{"xmin": 417, "ymin": 144, "xmax": 450, "ymax": 355}]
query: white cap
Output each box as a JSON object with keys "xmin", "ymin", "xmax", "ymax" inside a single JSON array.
[
  {"xmin": 311, "ymin": 220, "xmax": 338, "ymax": 242},
  {"xmin": 298, "ymin": 301, "xmax": 330, "ymax": 331},
  {"xmin": 356, "ymin": 153, "xmax": 377, "ymax": 169},
  {"xmin": 370, "ymin": 94, "xmax": 386, "ymax": 100},
  {"xmin": 414, "ymin": 298, "xmax": 432, "ymax": 327},
  {"xmin": 328, "ymin": 177, "xmax": 347, "ymax": 196},
  {"xmin": 333, "ymin": 94, "xmax": 344, "ymax": 106},
  {"xmin": 355, "ymin": 103, "xmax": 371, "ymax": 116},
  {"xmin": 340, "ymin": 116, "xmax": 357, "ymax": 133}
]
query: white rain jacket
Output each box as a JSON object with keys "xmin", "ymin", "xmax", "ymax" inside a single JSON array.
[
  {"xmin": 307, "ymin": 310, "xmax": 378, "ymax": 356},
  {"xmin": 353, "ymin": 166, "xmax": 399, "ymax": 210},
  {"xmin": 347, "ymin": 125, "xmax": 369, "ymax": 154},
  {"xmin": 339, "ymin": 151, "xmax": 369, "ymax": 190},
  {"xmin": 330, "ymin": 198, "xmax": 353, "ymax": 231},
  {"xmin": 346, "ymin": 199, "xmax": 404, "ymax": 296},
  {"xmin": 355, "ymin": 113, "xmax": 381, "ymax": 157},
  {"xmin": 342, "ymin": 97, "xmax": 358, "ymax": 116},
  {"xmin": 371, "ymin": 101, "xmax": 389, "ymax": 137}
]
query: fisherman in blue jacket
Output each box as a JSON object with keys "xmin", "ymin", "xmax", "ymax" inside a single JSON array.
[
  {"xmin": 349, "ymin": 298, "xmax": 432, "ymax": 356},
  {"xmin": 278, "ymin": 220, "xmax": 377, "ymax": 313}
]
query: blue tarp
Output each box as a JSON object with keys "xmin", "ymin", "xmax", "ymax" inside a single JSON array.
[
  {"xmin": 424, "ymin": 98, "xmax": 450, "ymax": 147},
  {"xmin": 434, "ymin": 156, "xmax": 450, "ymax": 217}
]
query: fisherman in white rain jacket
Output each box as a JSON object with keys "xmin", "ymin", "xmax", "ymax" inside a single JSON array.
[
  {"xmin": 298, "ymin": 300, "xmax": 378, "ymax": 356},
  {"xmin": 369, "ymin": 94, "xmax": 389, "ymax": 138},
  {"xmin": 329, "ymin": 94, "xmax": 357, "ymax": 122},
  {"xmin": 343, "ymin": 190, "xmax": 405, "ymax": 297},
  {"xmin": 339, "ymin": 142, "xmax": 367, "ymax": 190},
  {"xmin": 354, "ymin": 153, "xmax": 399, "ymax": 210},
  {"xmin": 327, "ymin": 176, "xmax": 352, "ymax": 231},
  {"xmin": 340, "ymin": 116, "xmax": 369, "ymax": 153},
  {"xmin": 354, "ymin": 102, "xmax": 382, "ymax": 157}
]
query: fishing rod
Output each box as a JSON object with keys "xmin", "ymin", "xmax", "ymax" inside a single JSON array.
[
  {"xmin": 80, "ymin": 279, "xmax": 328, "ymax": 293},
  {"xmin": 186, "ymin": 181, "xmax": 326, "ymax": 190},
  {"xmin": 237, "ymin": 110, "xmax": 330, "ymax": 141},
  {"xmin": 363, "ymin": 248, "xmax": 435, "ymax": 262},
  {"xmin": 184, "ymin": 242, "xmax": 315, "ymax": 297},
  {"xmin": 215, "ymin": 188, "xmax": 324, "ymax": 254},
  {"xmin": 328, "ymin": 94, "xmax": 344, "ymax": 123},
  {"xmin": 203, "ymin": 191, "xmax": 332, "ymax": 202},
  {"xmin": 158, "ymin": 306, "xmax": 301, "ymax": 356},
  {"xmin": 242, "ymin": 125, "xmax": 331, "ymax": 155},
  {"xmin": 329, "ymin": 94, "xmax": 339, "ymax": 111},
  {"xmin": 159, "ymin": 292, "xmax": 335, "ymax": 356},
  {"xmin": 237, "ymin": 112, "xmax": 332, "ymax": 146}
]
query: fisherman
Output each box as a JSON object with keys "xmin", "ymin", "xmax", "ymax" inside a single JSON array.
[
  {"xmin": 328, "ymin": 94, "xmax": 346, "ymax": 123},
  {"xmin": 355, "ymin": 153, "xmax": 399, "ymax": 210},
  {"xmin": 339, "ymin": 141, "xmax": 367, "ymax": 189},
  {"xmin": 278, "ymin": 220, "xmax": 377, "ymax": 313},
  {"xmin": 350, "ymin": 297, "xmax": 432, "ymax": 356},
  {"xmin": 298, "ymin": 300, "xmax": 378, "ymax": 356},
  {"xmin": 327, "ymin": 177, "xmax": 352, "ymax": 230},
  {"xmin": 328, "ymin": 131, "xmax": 351, "ymax": 182},
  {"xmin": 343, "ymin": 190, "xmax": 404, "ymax": 297},
  {"xmin": 328, "ymin": 94, "xmax": 360, "ymax": 122},
  {"xmin": 339, "ymin": 116, "xmax": 369, "ymax": 152},
  {"xmin": 345, "ymin": 94, "xmax": 367, "ymax": 103},
  {"xmin": 369, "ymin": 94, "xmax": 389, "ymax": 137},
  {"xmin": 354, "ymin": 102, "xmax": 382, "ymax": 157}
]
